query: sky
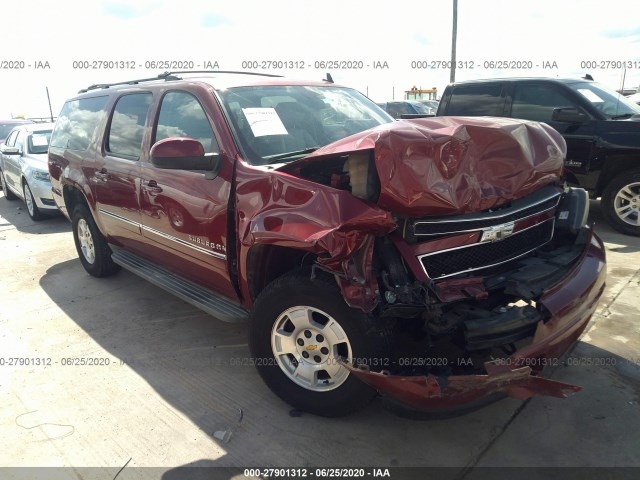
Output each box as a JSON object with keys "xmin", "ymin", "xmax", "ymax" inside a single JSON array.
[{"xmin": 1, "ymin": 0, "xmax": 639, "ymax": 118}]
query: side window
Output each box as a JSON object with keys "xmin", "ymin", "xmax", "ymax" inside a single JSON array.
[
  {"xmin": 106, "ymin": 93, "xmax": 152, "ymax": 159},
  {"xmin": 14, "ymin": 131, "xmax": 25, "ymax": 152},
  {"xmin": 512, "ymin": 84, "xmax": 580, "ymax": 122},
  {"xmin": 5, "ymin": 130, "xmax": 18, "ymax": 147},
  {"xmin": 50, "ymin": 96, "xmax": 110, "ymax": 151},
  {"xmin": 154, "ymin": 91, "xmax": 218, "ymax": 154},
  {"xmin": 447, "ymin": 84, "xmax": 505, "ymax": 116}
]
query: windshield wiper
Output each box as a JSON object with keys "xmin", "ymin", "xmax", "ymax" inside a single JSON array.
[
  {"xmin": 265, "ymin": 147, "xmax": 319, "ymax": 163},
  {"xmin": 610, "ymin": 113, "xmax": 635, "ymax": 119}
]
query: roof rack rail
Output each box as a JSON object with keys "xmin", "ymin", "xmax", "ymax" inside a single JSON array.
[
  {"xmin": 164, "ymin": 70, "xmax": 284, "ymax": 78},
  {"xmin": 78, "ymin": 70, "xmax": 284, "ymax": 94}
]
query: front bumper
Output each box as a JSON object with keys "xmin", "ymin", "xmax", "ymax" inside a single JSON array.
[
  {"xmin": 27, "ymin": 178, "xmax": 57, "ymax": 211},
  {"xmin": 348, "ymin": 228, "xmax": 606, "ymax": 410}
]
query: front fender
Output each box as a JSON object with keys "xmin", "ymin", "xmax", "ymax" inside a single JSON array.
[{"xmin": 235, "ymin": 162, "xmax": 396, "ymax": 309}]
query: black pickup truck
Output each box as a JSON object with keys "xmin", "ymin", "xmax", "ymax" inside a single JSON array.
[{"xmin": 437, "ymin": 77, "xmax": 640, "ymax": 236}]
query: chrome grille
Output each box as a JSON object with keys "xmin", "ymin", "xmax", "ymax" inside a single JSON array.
[
  {"xmin": 412, "ymin": 185, "xmax": 561, "ymax": 237},
  {"xmin": 419, "ymin": 218, "xmax": 556, "ymax": 279}
]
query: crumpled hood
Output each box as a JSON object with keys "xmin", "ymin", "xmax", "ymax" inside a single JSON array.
[{"xmin": 280, "ymin": 116, "xmax": 566, "ymax": 217}]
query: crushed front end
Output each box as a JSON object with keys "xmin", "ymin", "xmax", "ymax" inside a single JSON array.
[
  {"xmin": 279, "ymin": 116, "xmax": 607, "ymax": 411},
  {"xmin": 349, "ymin": 189, "xmax": 606, "ymax": 411}
]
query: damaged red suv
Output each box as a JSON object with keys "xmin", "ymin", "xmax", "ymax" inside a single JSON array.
[{"xmin": 48, "ymin": 72, "xmax": 606, "ymax": 417}]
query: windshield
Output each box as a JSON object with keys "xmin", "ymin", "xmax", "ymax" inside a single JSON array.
[
  {"xmin": 569, "ymin": 82, "xmax": 640, "ymax": 118},
  {"xmin": 28, "ymin": 130, "xmax": 52, "ymax": 154},
  {"xmin": 408, "ymin": 102, "xmax": 431, "ymax": 114},
  {"xmin": 218, "ymin": 85, "xmax": 393, "ymax": 165}
]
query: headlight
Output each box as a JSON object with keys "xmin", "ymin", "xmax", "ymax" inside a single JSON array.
[
  {"xmin": 345, "ymin": 150, "xmax": 380, "ymax": 202},
  {"xmin": 32, "ymin": 170, "xmax": 50, "ymax": 182},
  {"xmin": 556, "ymin": 187, "xmax": 589, "ymax": 234}
]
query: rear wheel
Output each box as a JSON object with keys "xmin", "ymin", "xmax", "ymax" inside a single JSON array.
[
  {"xmin": 1, "ymin": 171, "xmax": 17, "ymax": 200},
  {"xmin": 72, "ymin": 204, "xmax": 120, "ymax": 277},
  {"xmin": 23, "ymin": 181, "xmax": 44, "ymax": 221},
  {"xmin": 249, "ymin": 271, "xmax": 390, "ymax": 417},
  {"xmin": 602, "ymin": 169, "xmax": 640, "ymax": 236}
]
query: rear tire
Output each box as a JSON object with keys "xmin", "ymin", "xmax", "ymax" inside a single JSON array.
[
  {"xmin": 72, "ymin": 204, "xmax": 120, "ymax": 277},
  {"xmin": 1, "ymin": 171, "xmax": 17, "ymax": 200},
  {"xmin": 602, "ymin": 169, "xmax": 640, "ymax": 236},
  {"xmin": 249, "ymin": 270, "xmax": 390, "ymax": 417}
]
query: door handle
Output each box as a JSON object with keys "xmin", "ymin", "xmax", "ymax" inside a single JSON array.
[
  {"xmin": 94, "ymin": 169, "xmax": 110, "ymax": 182},
  {"xmin": 142, "ymin": 180, "xmax": 163, "ymax": 194}
]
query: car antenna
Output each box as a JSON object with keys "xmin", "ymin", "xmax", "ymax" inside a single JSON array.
[
  {"xmin": 582, "ymin": 74, "xmax": 594, "ymax": 81},
  {"xmin": 323, "ymin": 73, "xmax": 334, "ymax": 83}
]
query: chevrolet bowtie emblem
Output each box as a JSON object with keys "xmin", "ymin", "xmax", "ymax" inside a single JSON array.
[{"xmin": 480, "ymin": 221, "xmax": 515, "ymax": 243}]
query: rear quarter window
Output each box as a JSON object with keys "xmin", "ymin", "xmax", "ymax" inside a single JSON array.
[
  {"xmin": 446, "ymin": 84, "xmax": 505, "ymax": 116},
  {"xmin": 50, "ymin": 96, "xmax": 109, "ymax": 151}
]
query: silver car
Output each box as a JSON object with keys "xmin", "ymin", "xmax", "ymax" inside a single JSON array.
[{"xmin": 0, "ymin": 123, "xmax": 57, "ymax": 220}]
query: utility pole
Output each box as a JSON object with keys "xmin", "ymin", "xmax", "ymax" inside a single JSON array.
[
  {"xmin": 450, "ymin": 0, "xmax": 458, "ymax": 83},
  {"xmin": 46, "ymin": 87, "xmax": 54, "ymax": 122}
]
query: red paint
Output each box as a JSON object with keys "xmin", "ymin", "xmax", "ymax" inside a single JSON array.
[
  {"xmin": 150, "ymin": 137, "xmax": 205, "ymax": 158},
  {"xmin": 283, "ymin": 116, "xmax": 566, "ymax": 217},
  {"xmin": 234, "ymin": 162, "xmax": 397, "ymax": 308}
]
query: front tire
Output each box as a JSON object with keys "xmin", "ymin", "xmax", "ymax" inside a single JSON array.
[
  {"xmin": 72, "ymin": 204, "xmax": 120, "ymax": 277},
  {"xmin": 602, "ymin": 169, "xmax": 640, "ymax": 236},
  {"xmin": 23, "ymin": 181, "xmax": 44, "ymax": 221},
  {"xmin": 249, "ymin": 270, "xmax": 390, "ymax": 417}
]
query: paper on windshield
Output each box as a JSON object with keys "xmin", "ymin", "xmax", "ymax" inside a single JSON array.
[
  {"xmin": 31, "ymin": 134, "xmax": 49, "ymax": 146},
  {"xmin": 242, "ymin": 108, "xmax": 288, "ymax": 137},
  {"xmin": 577, "ymin": 89, "xmax": 604, "ymax": 103}
]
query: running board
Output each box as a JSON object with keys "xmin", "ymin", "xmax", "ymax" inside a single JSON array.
[{"xmin": 110, "ymin": 248, "xmax": 249, "ymax": 323}]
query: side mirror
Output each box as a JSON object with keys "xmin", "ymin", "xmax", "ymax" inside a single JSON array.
[
  {"xmin": 552, "ymin": 107, "xmax": 588, "ymax": 124},
  {"xmin": 2, "ymin": 146, "xmax": 21, "ymax": 156},
  {"xmin": 150, "ymin": 138, "xmax": 219, "ymax": 173}
]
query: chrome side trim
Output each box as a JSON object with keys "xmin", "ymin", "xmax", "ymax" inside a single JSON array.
[
  {"xmin": 98, "ymin": 208, "xmax": 140, "ymax": 228},
  {"xmin": 418, "ymin": 218, "xmax": 555, "ymax": 279},
  {"xmin": 97, "ymin": 208, "xmax": 227, "ymax": 260},
  {"xmin": 142, "ymin": 224, "xmax": 227, "ymax": 260}
]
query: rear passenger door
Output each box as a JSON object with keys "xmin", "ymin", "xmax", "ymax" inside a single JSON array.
[
  {"xmin": 138, "ymin": 88, "xmax": 237, "ymax": 299},
  {"xmin": 509, "ymin": 82, "xmax": 596, "ymax": 177},
  {"xmin": 93, "ymin": 92, "xmax": 152, "ymax": 247}
]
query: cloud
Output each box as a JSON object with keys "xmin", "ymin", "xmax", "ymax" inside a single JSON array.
[
  {"xmin": 201, "ymin": 13, "xmax": 230, "ymax": 28},
  {"xmin": 603, "ymin": 27, "xmax": 640, "ymax": 39},
  {"xmin": 102, "ymin": 1, "xmax": 163, "ymax": 20},
  {"xmin": 414, "ymin": 32, "xmax": 431, "ymax": 46}
]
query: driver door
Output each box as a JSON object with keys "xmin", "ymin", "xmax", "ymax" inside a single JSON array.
[
  {"xmin": 139, "ymin": 88, "xmax": 237, "ymax": 299},
  {"xmin": 509, "ymin": 82, "xmax": 597, "ymax": 179}
]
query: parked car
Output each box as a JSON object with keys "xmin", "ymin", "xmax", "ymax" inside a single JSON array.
[
  {"xmin": 437, "ymin": 77, "xmax": 640, "ymax": 236},
  {"xmin": 49, "ymin": 72, "xmax": 605, "ymax": 417},
  {"xmin": 0, "ymin": 119, "xmax": 34, "ymax": 191},
  {"xmin": 0, "ymin": 123, "xmax": 57, "ymax": 220},
  {"xmin": 0, "ymin": 119, "xmax": 33, "ymax": 143},
  {"xmin": 377, "ymin": 100, "xmax": 435, "ymax": 118},
  {"xmin": 419, "ymin": 99, "xmax": 440, "ymax": 111}
]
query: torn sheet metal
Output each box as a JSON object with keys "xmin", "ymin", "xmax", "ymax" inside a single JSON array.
[
  {"xmin": 345, "ymin": 362, "xmax": 581, "ymax": 410},
  {"xmin": 235, "ymin": 166, "xmax": 396, "ymax": 271},
  {"xmin": 345, "ymin": 228, "xmax": 606, "ymax": 410}
]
